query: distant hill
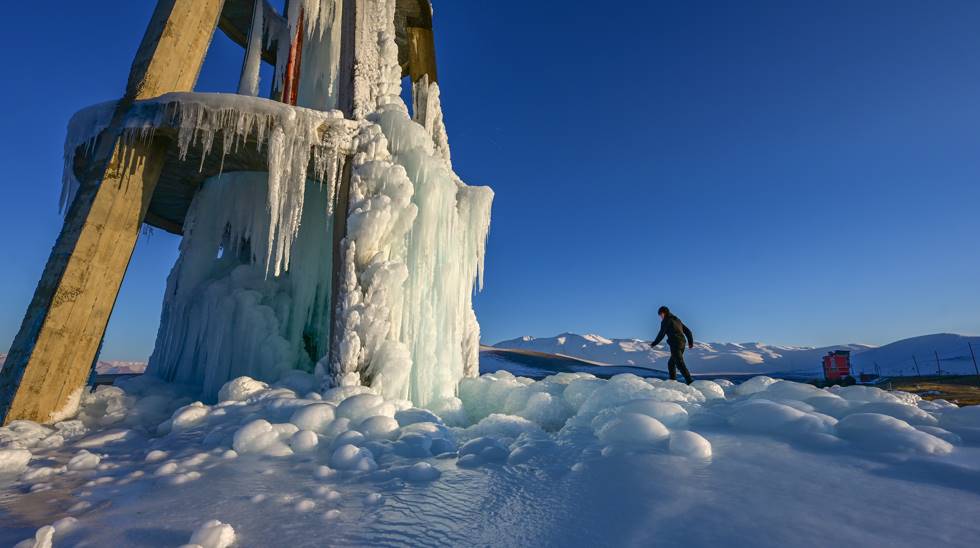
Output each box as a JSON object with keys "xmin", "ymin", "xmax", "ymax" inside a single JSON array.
[
  {"xmin": 3, "ymin": 332, "xmax": 977, "ymax": 381},
  {"xmin": 851, "ymin": 334, "xmax": 980, "ymax": 377},
  {"xmin": 0, "ymin": 353, "xmax": 147, "ymax": 375},
  {"xmin": 480, "ymin": 345, "xmax": 667, "ymax": 380},
  {"xmin": 494, "ymin": 332, "xmax": 980, "ymax": 377}
]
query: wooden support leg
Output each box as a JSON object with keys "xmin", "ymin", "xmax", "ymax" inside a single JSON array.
[
  {"xmin": 0, "ymin": 0, "xmax": 225, "ymax": 425},
  {"xmin": 0, "ymin": 141, "xmax": 167, "ymax": 424},
  {"xmin": 327, "ymin": 0, "xmax": 359, "ymax": 380},
  {"xmin": 406, "ymin": 26, "xmax": 437, "ymax": 84}
]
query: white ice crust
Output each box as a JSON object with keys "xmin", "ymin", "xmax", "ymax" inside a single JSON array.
[{"xmin": 2, "ymin": 372, "xmax": 978, "ymax": 546}]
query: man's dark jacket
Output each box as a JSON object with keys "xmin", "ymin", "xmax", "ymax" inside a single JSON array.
[{"xmin": 652, "ymin": 313, "xmax": 694, "ymax": 349}]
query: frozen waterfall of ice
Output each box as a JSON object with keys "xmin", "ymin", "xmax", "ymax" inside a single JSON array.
[
  {"xmin": 324, "ymin": 0, "xmax": 492, "ymax": 406},
  {"xmin": 142, "ymin": 0, "xmax": 492, "ymax": 406},
  {"xmin": 328, "ymin": 104, "xmax": 493, "ymax": 407},
  {"xmin": 146, "ymin": 173, "xmax": 336, "ymax": 399}
]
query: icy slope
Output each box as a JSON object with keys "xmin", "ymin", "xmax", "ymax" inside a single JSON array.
[
  {"xmin": 497, "ymin": 332, "xmax": 980, "ymax": 376},
  {"xmin": 1, "ymin": 371, "xmax": 979, "ymax": 546}
]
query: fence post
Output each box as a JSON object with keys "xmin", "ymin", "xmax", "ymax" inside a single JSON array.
[
  {"xmin": 934, "ymin": 350, "xmax": 942, "ymax": 376},
  {"xmin": 969, "ymin": 342, "xmax": 980, "ymax": 387},
  {"xmin": 912, "ymin": 355, "xmax": 921, "ymax": 377}
]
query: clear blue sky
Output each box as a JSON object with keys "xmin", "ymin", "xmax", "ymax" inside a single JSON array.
[{"xmin": 1, "ymin": 1, "xmax": 979, "ymax": 361}]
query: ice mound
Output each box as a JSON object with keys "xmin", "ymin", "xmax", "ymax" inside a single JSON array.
[
  {"xmin": 729, "ymin": 400, "xmax": 836, "ymax": 438},
  {"xmin": 734, "ymin": 375, "xmax": 777, "ymax": 396},
  {"xmin": 458, "ymin": 437, "xmax": 510, "ymax": 466},
  {"xmin": 184, "ymin": 520, "xmax": 236, "ymax": 548},
  {"xmin": 669, "ymin": 430, "xmax": 712, "ymax": 459},
  {"xmin": 218, "ymin": 377, "xmax": 270, "ymax": 402},
  {"xmin": 12, "ymin": 517, "xmax": 77, "ymax": 548},
  {"xmin": 597, "ymin": 413, "xmax": 670, "ymax": 445},
  {"xmin": 836, "ymin": 413, "xmax": 953, "ymax": 455},
  {"xmin": 329, "ymin": 444, "xmax": 377, "ymax": 471},
  {"xmin": 67, "ymin": 450, "xmax": 101, "ymax": 471},
  {"xmin": 0, "ymin": 448, "xmax": 32, "ymax": 476},
  {"xmin": 939, "ymin": 405, "xmax": 980, "ymax": 442},
  {"xmin": 289, "ymin": 403, "xmax": 337, "ymax": 433}
]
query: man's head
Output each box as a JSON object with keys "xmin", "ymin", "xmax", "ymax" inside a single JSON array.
[{"xmin": 658, "ymin": 306, "xmax": 670, "ymax": 319}]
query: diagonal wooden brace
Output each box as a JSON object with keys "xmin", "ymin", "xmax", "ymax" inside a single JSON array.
[{"xmin": 0, "ymin": 0, "xmax": 226, "ymax": 424}]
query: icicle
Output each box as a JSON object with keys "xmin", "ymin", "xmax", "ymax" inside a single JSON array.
[
  {"xmin": 296, "ymin": 0, "xmax": 345, "ymax": 111},
  {"xmin": 412, "ymin": 76, "xmax": 452, "ymax": 167},
  {"xmin": 159, "ymin": 94, "xmax": 351, "ymax": 275},
  {"xmin": 147, "ymin": 172, "xmax": 336, "ymax": 400},
  {"xmin": 60, "ymin": 93, "xmax": 355, "ymax": 274},
  {"xmin": 60, "ymin": 101, "xmax": 117, "ymax": 212},
  {"xmin": 237, "ymin": 0, "xmax": 265, "ymax": 97}
]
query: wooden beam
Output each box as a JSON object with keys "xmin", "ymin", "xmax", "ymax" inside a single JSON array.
[
  {"xmin": 0, "ymin": 0, "xmax": 226, "ymax": 425},
  {"xmin": 219, "ymin": 0, "xmax": 283, "ymax": 65},
  {"xmin": 406, "ymin": 26, "xmax": 437, "ymax": 84},
  {"xmin": 144, "ymin": 211, "xmax": 184, "ymax": 236},
  {"xmin": 327, "ymin": 0, "xmax": 359, "ymax": 377}
]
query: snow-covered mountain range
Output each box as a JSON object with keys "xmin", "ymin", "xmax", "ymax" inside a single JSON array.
[
  {"xmin": 494, "ymin": 333, "xmax": 980, "ymax": 377},
  {"xmin": 2, "ymin": 332, "xmax": 977, "ymax": 379},
  {"xmin": 0, "ymin": 353, "xmax": 147, "ymax": 375}
]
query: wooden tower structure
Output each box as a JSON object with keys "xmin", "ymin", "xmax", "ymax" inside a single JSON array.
[{"xmin": 0, "ymin": 0, "xmax": 439, "ymax": 424}]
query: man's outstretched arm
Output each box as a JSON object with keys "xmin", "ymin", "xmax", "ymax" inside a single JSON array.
[
  {"xmin": 683, "ymin": 324, "xmax": 694, "ymax": 348},
  {"xmin": 651, "ymin": 326, "xmax": 666, "ymax": 347}
]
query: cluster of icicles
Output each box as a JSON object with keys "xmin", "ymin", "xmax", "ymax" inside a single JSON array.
[{"xmin": 61, "ymin": 93, "xmax": 358, "ymax": 276}]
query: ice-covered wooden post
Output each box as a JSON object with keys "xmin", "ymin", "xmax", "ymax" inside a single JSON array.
[{"xmin": 0, "ymin": 0, "xmax": 226, "ymax": 425}]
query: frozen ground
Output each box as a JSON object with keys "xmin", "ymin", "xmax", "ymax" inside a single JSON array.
[{"xmin": 2, "ymin": 371, "xmax": 979, "ymax": 547}]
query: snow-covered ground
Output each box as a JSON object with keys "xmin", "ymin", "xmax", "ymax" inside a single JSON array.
[
  {"xmin": 2, "ymin": 370, "xmax": 979, "ymax": 547},
  {"xmin": 497, "ymin": 332, "xmax": 980, "ymax": 377}
]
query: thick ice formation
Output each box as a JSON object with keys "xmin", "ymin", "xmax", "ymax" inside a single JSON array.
[
  {"xmin": 135, "ymin": 0, "xmax": 492, "ymax": 406},
  {"xmin": 147, "ymin": 173, "xmax": 336, "ymax": 398},
  {"xmin": 349, "ymin": 0, "xmax": 403, "ymax": 119},
  {"xmin": 60, "ymin": 0, "xmax": 490, "ymax": 407},
  {"xmin": 321, "ymin": 0, "xmax": 492, "ymax": 405},
  {"xmin": 2, "ymin": 373, "xmax": 979, "ymax": 546},
  {"xmin": 329, "ymin": 104, "xmax": 493, "ymax": 406}
]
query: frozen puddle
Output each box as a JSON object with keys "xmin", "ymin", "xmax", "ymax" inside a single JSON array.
[{"xmin": 2, "ymin": 372, "xmax": 979, "ymax": 547}]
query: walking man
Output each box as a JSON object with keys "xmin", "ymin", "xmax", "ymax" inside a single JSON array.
[{"xmin": 651, "ymin": 306, "xmax": 695, "ymax": 384}]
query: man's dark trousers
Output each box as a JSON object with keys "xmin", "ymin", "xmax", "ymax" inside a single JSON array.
[{"xmin": 668, "ymin": 344, "xmax": 693, "ymax": 384}]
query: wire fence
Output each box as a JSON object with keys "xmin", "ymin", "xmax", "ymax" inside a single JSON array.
[{"xmin": 854, "ymin": 342, "xmax": 980, "ymax": 382}]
